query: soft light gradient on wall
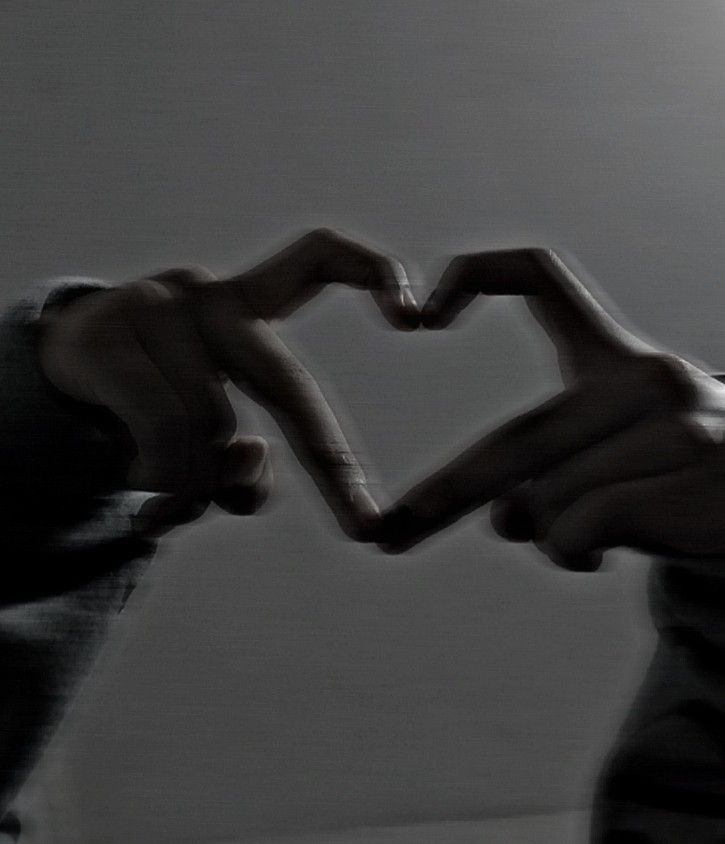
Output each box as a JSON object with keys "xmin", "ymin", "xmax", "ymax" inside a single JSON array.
[{"xmin": 3, "ymin": 1, "xmax": 724, "ymax": 841}]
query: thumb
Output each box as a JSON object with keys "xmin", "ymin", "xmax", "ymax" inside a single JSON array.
[{"xmin": 213, "ymin": 435, "xmax": 273, "ymax": 515}]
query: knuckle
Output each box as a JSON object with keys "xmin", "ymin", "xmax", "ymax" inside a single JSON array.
[
  {"xmin": 308, "ymin": 226, "xmax": 338, "ymax": 243},
  {"xmin": 298, "ymin": 228, "xmax": 345, "ymax": 281},
  {"xmin": 449, "ymin": 254, "xmax": 469, "ymax": 273},
  {"xmin": 388, "ymin": 256, "xmax": 404, "ymax": 276},
  {"xmin": 522, "ymin": 247, "xmax": 559, "ymax": 278},
  {"xmin": 522, "ymin": 246, "xmax": 551, "ymax": 263},
  {"xmin": 125, "ymin": 279, "xmax": 177, "ymax": 312},
  {"xmin": 303, "ymin": 227, "xmax": 339, "ymax": 256},
  {"xmin": 322, "ymin": 446, "xmax": 363, "ymax": 479},
  {"xmin": 370, "ymin": 252, "xmax": 391, "ymax": 272},
  {"xmin": 527, "ymin": 246, "xmax": 558, "ymax": 264},
  {"xmin": 308, "ymin": 227, "xmax": 371, "ymax": 258},
  {"xmin": 636, "ymin": 352, "xmax": 684, "ymax": 382},
  {"xmin": 154, "ymin": 265, "xmax": 217, "ymax": 287},
  {"xmin": 303, "ymin": 228, "xmax": 393, "ymax": 290},
  {"xmin": 368, "ymin": 254, "xmax": 395, "ymax": 286},
  {"xmin": 635, "ymin": 353, "xmax": 697, "ymax": 406}
]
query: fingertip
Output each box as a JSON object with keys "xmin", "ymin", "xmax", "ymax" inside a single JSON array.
[
  {"xmin": 345, "ymin": 485, "xmax": 383, "ymax": 542},
  {"xmin": 388, "ymin": 290, "xmax": 421, "ymax": 331},
  {"xmin": 421, "ymin": 313, "xmax": 446, "ymax": 330},
  {"xmin": 220, "ymin": 436, "xmax": 270, "ymax": 487},
  {"xmin": 420, "ymin": 297, "xmax": 452, "ymax": 330},
  {"xmin": 399, "ymin": 312, "xmax": 421, "ymax": 331},
  {"xmin": 214, "ymin": 436, "xmax": 273, "ymax": 515},
  {"xmin": 214, "ymin": 482, "xmax": 271, "ymax": 516},
  {"xmin": 489, "ymin": 494, "xmax": 535, "ymax": 542},
  {"xmin": 375, "ymin": 504, "xmax": 427, "ymax": 551},
  {"xmin": 392, "ymin": 305, "xmax": 421, "ymax": 331},
  {"xmin": 548, "ymin": 547, "xmax": 604, "ymax": 572}
]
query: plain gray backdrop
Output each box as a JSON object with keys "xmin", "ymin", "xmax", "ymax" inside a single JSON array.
[{"xmin": 3, "ymin": 1, "xmax": 724, "ymax": 840}]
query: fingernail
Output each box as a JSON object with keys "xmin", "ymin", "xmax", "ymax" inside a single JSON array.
[
  {"xmin": 214, "ymin": 485, "xmax": 265, "ymax": 516},
  {"xmin": 397, "ymin": 288, "xmax": 421, "ymax": 330},
  {"xmin": 221, "ymin": 437, "xmax": 268, "ymax": 487},
  {"xmin": 403, "ymin": 285, "xmax": 420, "ymax": 311}
]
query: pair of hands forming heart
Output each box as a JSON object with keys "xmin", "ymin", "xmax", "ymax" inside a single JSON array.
[{"xmin": 39, "ymin": 230, "xmax": 725, "ymax": 572}]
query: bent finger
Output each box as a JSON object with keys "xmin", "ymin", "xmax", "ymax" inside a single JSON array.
[
  {"xmin": 527, "ymin": 412, "xmax": 717, "ymax": 536},
  {"xmin": 214, "ymin": 435, "xmax": 274, "ymax": 515},
  {"xmin": 423, "ymin": 248, "xmax": 645, "ymax": 372},
  {"xmin": 125, "ymin": 278, "xmax": 237, "ymax": 501},
  {"xmin": 380, "ymin": 356, "xmax": 695, "ymax": 551},
  {"xmin": 88, "ymin": 327, "xmax": 192, "ymax": 494},
  {"xmin": 223, "ymin": 228, "xmax": 419, "ymax": 329},
  {"xmin": 203, "ymin": 311, "xmax": 381, "ymax": 539},
  {"xmin": 547, "ymin": 465, "xmax": 725, "ymax": 568}
]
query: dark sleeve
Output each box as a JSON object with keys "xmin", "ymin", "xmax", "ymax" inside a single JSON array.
[
  {"xmin": 0, "ymin": 278, "xmax": 156, "ymax": 607},
  {"xmin": 0, "ymin": 279, "xmax": 160, "ymax": 823}
]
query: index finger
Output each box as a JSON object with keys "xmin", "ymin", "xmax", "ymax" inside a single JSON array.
[
  {"xmin": 422, "ymin": 248, "xmax": 647, "ymax": 369},
  {"xmin": 224, "ymin": 228, "xmax": 420, "ymax": 329},
  {"xmin": 379, "ymin": 355, "xmax": 695, "ymax": 551},
  {"xmin": 200, "ymin": 306, "xmax": 382, "ymax": 540}
]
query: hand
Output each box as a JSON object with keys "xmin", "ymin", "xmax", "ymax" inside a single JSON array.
[
  {"xmin": 39, "ymin": 229, "xmax": 419, "ymax": 539},
  {"xmin": 381, "ymin": 247, "xmax": 725, "ymax": 570}
]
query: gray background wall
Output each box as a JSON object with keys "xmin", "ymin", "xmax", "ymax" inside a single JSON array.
[{"xmin": 3, "ymin": 1, "xmax": 724, "ymax": 841}]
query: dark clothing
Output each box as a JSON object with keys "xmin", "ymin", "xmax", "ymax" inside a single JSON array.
[
  {"xmin": 1, "ymin": 279, "xmax": 724, "ymax": 839},
  {"xmin": 0, "ymin": 279, "xmax": 156, "ymax": 820},
  {"xmin": 590, "ymin": 559, "xmax": 725, "ymax": 841}
]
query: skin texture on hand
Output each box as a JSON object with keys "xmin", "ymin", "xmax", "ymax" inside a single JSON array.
[
  {"xmin": 380, "ymin": 248, "xmax": 725, "ymax": 570},
  {"xmin": 38, "ymin": 233, "xmax": 725, "ymax": 569},
  {"xmin": 37, "ymin": 229, "xmax": 419, "ymax": 541}
]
